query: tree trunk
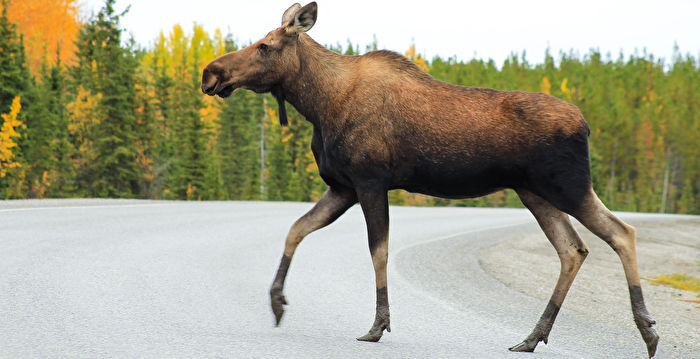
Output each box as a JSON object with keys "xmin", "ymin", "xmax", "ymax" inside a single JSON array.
[
  {"xmin": 607, "ymin": 141, "xmax": 617, "ymax": 205},
  {"xmin": 660, "ymin": 147, "xmax": 671, "ymax": 213}
]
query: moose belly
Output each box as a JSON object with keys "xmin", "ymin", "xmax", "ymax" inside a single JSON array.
[{"xmin": 392, "ymin": 157, "xmax": 525, "ymax": 199}]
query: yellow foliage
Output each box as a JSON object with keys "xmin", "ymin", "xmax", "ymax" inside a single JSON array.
[
  {"xmin": 141, "ymin": 24, "xmax": 229, "ymax": 153},
  {"xmin": 4, "ymin": 162, "xmax": 27, "ymax": 197},
  {"xmin": 540, "ymin": 77, "xmax": 551, "ymax": 95},
  {"xmin": 135, "ymin": 142, "xmax": 154, "ymax": 183},
  {"xmin": 145, "ymin": 24, "xmax": 227, "ymax": 83},
  {"xmin": 642, "ymin": 90, "xmax": 664, "ymax": 116},
  {"xmin": 67, "ymin": 86, "xmax": 101, "ymax": 142},
  {"xmin": 212, "ymin": 28, "xmax": 226, "ymax": 57},
  {"xmin": 186, "ymin": 183, "xmax": 201, "ymax": 201},
  {"xmin": 404, "ymin": 44, "xmax": 430, "ymax": 72},
  {"xmin": 648, "ymin": 273, "xmax": 700, "ymax": 293},
  {"xmin": 199, "ymin": 101, "xmax": 221, "ymax": 138},
  {"xmin": 560, "ymin": 78, "xmax": 575, "ymax": 102},
  {"xmin": 34, "ymin": 170, "xmax": 52, "ymax": 198},
  {"xmin": 305, "ymin": 151, "xmax": 318, "ymax": 173},
  {"xmin": 0, "ymin": 96, "xmax": 23, "ymax": 178},
  {"xmin": 266, "ymin": 106, "xmax": 278, "ymax": 125},
  {"xmin": 186, "ymin": 183, "xmax": 194, "ymax": 200},
  {"xmin": 66, "ymin": 87, "xmax": 101, "ymax": 171},
  {"xmin": 3, "ymin": 0, "xmax": 81, "ymax": 71}
]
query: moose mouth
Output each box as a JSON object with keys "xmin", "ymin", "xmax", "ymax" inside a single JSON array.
[
  {"xmin": 203, "ymin": 81, "xmax": 273, "ymax": 98},
  {"xmin": 202, "ymin": 79, "xmax": 236, "ymax": 98},
  {"xmin": 216, "ymin": 84, "xmax": 235, "ymax": 98}
]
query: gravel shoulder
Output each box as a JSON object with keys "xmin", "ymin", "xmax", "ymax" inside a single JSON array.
[{"xmin": 480, "ymin": 215, "xmax": 700, "ymax": 355}]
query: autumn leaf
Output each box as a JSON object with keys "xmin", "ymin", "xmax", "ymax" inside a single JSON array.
[
  {"xmin": 0, "ymin": 96, "xmax": 23, "ymax": 177},
  {"xmin": 3, "ymin": 0, "xmax": 81, "ymax": 71}
]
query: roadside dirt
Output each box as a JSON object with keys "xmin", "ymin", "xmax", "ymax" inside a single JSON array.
[{"xmin": 480, "ymin": 217, "xmax": 700, "ymax": 355}]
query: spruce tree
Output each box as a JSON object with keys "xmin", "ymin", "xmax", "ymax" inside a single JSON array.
[
  {"xmin": 0, "ymin": 0, "xmax": 28, "ymax": 113},
  {"xmin": 45, "ymin": 59, "xmax": 76, "ymax": 197},
  {"xmin": 133, "ymin": 49, "xmax": 157, "ymax": 198},
  {"xmin": 217, "ymin": 89, "xmax": 263, "ymax": 200},
  {"xmin": 22, "ymin": 58, "xmax": 53, "ymax": 197},
  {"xmin": 168, "ymin": 51, "xmax": 207, "ymax": 200},
  {"xmin": 0, "ymin": 2, "xmax": 34, "ymax": 198},
  {"xmin": 148, "ymin": 48, "xmax": 176, "ymax": 198},
  {"xmin": 70, "ymin": 0, "xmax": 139, "ymax": 197}
]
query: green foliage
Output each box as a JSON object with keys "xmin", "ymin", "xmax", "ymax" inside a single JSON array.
[
  {"xmin": 21, "ymin": 57, "xmax": 76, "ymax": 197},
  {"xmin": 647, "ymin": 273, "xmax": 700, "ymax": 293},
  {"xmin": 0, "ymin": 0, "xmax": 29, "ymax": 113},
  {"xmin": 68, "ymin": 0, "xmax": 139, "ymax": 198},
  {"xmin": 0, "ymin": 1, "xmax": 34, "ymax": 197},
  {"xmin": 2, "ymin": 15, "xmax": 699, "ymax": 213},
  {"xmin": 427, "ymin": 49, "xmax": 700, "ymax": 213},
  {"xmin": 217, "ymin": 89, "xmax": 263, "ymax": 200}
]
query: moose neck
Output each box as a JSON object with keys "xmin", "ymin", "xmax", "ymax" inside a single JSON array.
[{"xmin": 279, "ymin": 34, "xmax": 354, "ymax": 128}]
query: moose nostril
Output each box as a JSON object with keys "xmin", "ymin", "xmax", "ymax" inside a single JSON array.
[
  {"xmin": 201, "ymin": 69, "xmax": 219, "ymax": 94},
  {"xmin": 201, "ymin": 82, "xmax": 214, "ymax": 94}
]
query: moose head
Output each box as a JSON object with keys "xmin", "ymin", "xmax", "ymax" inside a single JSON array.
[{"xmin": 201, "ymin": 2, "xmax": 318, "ymax": 125}]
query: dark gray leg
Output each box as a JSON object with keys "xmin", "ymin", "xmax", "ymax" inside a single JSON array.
[
  {"xmin": 355, "ymin": 187, "xmax": 391, "ymax": 342},
  {"xmin": 510, "ymin": 190, "xmax": 589, "ymax": 352},
  {"xmin": 573, "ymin": 189, "xmax": 658, "ymax": 358},
  {"xmin": 270, "ymin": 186, "xmax": 357, "ymax": 325}
]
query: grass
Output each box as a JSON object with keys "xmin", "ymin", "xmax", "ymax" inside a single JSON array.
[
  {"xmin": 646, "ymin": 273, "xmax": 700, "ymax": 308},
  {"xmin": 647, "ymin": 273, "xmax": 700, "ymax": 292}
]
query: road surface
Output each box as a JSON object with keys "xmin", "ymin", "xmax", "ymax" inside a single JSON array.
[{"xmin": 1, "ymin": 199, "xmax": 697, "ymax": 358}]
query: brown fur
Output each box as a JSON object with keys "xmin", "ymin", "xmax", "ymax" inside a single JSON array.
[{"xmin": 202, "ymin": 2, "xmax": 658, "ymax": 356}]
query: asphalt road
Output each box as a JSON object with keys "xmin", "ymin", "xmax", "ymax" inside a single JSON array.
[{"xmin": 0, "ymin": 199, "xmax": 695, "ymax": 358}]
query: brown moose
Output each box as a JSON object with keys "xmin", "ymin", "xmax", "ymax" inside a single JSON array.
[{"xmin": 201, "ymin": 2, "xmax": 658, "ymax": 357}]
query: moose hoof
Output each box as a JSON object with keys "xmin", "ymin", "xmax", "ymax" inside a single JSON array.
[
  {"xmin": 509, "ymin": 332, "xmax": 547, "ymax": 353},
  {"xmin": 642, "ymin": 327, "xmax": 659, "ymax": 358},
  {"xmin": 357, "ymin": 315, "xmax": 391, "ymax": 342},
  {"xmin": 637, "ymin": 318, "xmax": 659, "ymax": 358},
  {"xmin": 508, "ymin": 339, "xmax": 538, "ymax": 352},
  {"xmin": 356, "ymin": 329, "xmax": 384, "ymax": 342},
  {"xmin": 270, "ymin": 287, "xmax": 288, "ymax": 326}
]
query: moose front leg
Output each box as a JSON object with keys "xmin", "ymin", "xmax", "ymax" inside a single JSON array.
[
  {"xmin": 270, "ymin": 186, "xmax": 357, "ymax": 326},
  {"xmin": 356, "ymin": 187, "xmax": 391, "ymax": 342}
]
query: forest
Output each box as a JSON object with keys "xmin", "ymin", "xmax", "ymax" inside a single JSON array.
[{"xmin": 1, "ymin": 0, "xmax": 698, "ymax": 214}]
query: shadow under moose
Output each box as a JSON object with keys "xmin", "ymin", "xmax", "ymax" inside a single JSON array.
[{"xmin": 201, "ymin": 2, "xmax": 659, "ymax": 357}]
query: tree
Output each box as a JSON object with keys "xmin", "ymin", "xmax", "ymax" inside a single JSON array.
[
  {"xmin": 217, "ymin": 88, "xmax": 263, "ymax": 200},
  {"xmin": 0, "ymin": 1, "xmax": 34, "ymax": 197},
  {"xmin": 265, "ymin": 105, "xmax": 293, "ymax": 201},
  {"xmin": 0, "ymin": 0, "xmax": 30, "ymax": 113},
  {"xmin": 2, "ymin": 0, "xmax": 80, "ymax": 72},
  {"xmin": 0, "ymin": 96, "xmax": 21, "ymax": 178},
  {"xmin": 43, "ymin": 59, "xmax": 76, "ymax": 197},
  {"xmin": 140, "ymin": 24, "xmax": 228, "ymax": 200},
  {"xmin": 66, "ymin": 86, "xmax": 100, "ymax": 196},
  {"xmin": 69, "ymin": 0, "xmax": 139, "ymax": 197}
]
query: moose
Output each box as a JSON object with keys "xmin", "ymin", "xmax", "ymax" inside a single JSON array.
[{"xmin": 201, "ymin": 2, "xmax": 658, "ymax": 357}]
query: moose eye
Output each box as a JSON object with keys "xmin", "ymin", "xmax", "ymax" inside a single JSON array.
[{"xmin": 259, "ymin": 43, "xmax": 268, "ymax": 51}]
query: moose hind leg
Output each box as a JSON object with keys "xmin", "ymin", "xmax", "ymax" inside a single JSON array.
[
  {"xmin": 510, "ymin": 190, "xmax": 590, "ymax": 353},
  {"xmin": 573, "ymin": 190, "xmax": 658, "ymax": 358},
  {"xmin": 270, "ymin": 186, "xmax": 357, "ymax": 326}
]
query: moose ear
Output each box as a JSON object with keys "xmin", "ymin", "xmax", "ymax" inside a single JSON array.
[
  {"xmin": 285, "ymin": 2, "xmax": 317, "ymax": 35},
  {"xmin": 281, "ymin": 3, "xmax": 301, "ymax": 26}
]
